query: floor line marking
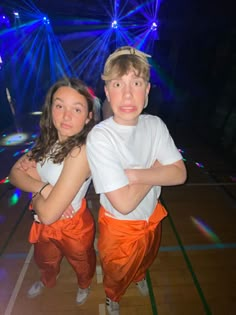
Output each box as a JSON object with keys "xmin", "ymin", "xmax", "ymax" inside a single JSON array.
[
  {"xmin": 162, "ymin": 198, "xmax": 212, "ymax": 315},
  {"xmin": 159, "ymin": 243, "xmax": 236, "ymax": 252},
  {"xmin": 99, "ymin": 303, "xmax": 106, "ymax": 315},
  {"xmin": 96, "ymin": 265, "xmax": 103, "ymax": 284},
  {"xmin": 4, "ymin": 245, "xmax": 34, "ymax": 315},
  {"xmin": 146, "ymin": 269, "xmax": 158, "ymax": 315},
  {"xmin": 186, "ymin": 182, "xmax": 236, "ymax": 186}
]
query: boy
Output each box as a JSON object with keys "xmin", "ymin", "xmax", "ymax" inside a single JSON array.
[{"xmin": 86, "ymin": 46, "xmax": 187, "ymax": 315}]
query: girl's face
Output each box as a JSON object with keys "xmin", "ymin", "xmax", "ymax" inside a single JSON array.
[
  {"xmin": 52, "ymin": 86, "xmax": 91, "ymax": 142},
  {"xmin": 105, "ymin": 70, "xmax": 150, "ymax": 126}
]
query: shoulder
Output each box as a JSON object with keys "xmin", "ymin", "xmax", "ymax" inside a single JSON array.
[
  {"xmin": 65, "ymin": 145, "xmax": 86, "ymax": 162},
  {"xmin": 138, "ymin": 115, "xmax": 170, "ymax": 141},
  {"xmin": 87, "ymin": 118, "xmax": 113, "ymax": 141},
  {"xmin": 139, "ymin": 114, "xmax": 165, "ymax": 129},
  {"xmin": 90, "ymin": 117, "xmax": 113, "ymax": 131},
  {"xmin": 63, "ymin": 145, "xmax": 90, "ymax": 174}
]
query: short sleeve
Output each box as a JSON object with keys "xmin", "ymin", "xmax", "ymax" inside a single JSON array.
[{"xmin": 86, "ymin": 129, "xmax": 129, "ymax": 193}]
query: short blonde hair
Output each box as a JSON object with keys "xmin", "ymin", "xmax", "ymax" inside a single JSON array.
[{"xmin": 102, "ymin": 46, "xmax": 151, "ymax": 83}]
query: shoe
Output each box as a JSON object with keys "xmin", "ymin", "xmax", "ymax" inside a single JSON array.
[
  {"xmin": 27, "ymin": 281, "xmax": 44, "ymax": 298},
  {"xmin": 76, "ymin": 287, "xmax": 90, "ymax": 305},
  {"xmin": 106, "ymin": 297, "xmax": 120, "ymax": 315},
  {"xmin": 136, "ymin": 278, "xmax": 149, "ymax": 296}
]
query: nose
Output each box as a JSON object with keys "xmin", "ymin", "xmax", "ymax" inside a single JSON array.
[
  {"xmin": 123, "ymin": 83, "xmax": 132, "ymax": 98},
  {"xmin": 63, "ymin": 109, "xmax": 72, "ymax": 120}
]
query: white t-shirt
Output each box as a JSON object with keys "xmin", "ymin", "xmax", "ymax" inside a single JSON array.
[
  {"xmin": 37, "ymin": 157, "xmax": 91, "ymax": 212},
  {"xmin": 86, "ymin": 114, "xmax": 182, "ymax": 220}
]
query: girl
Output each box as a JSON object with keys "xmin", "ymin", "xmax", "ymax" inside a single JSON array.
[{"xmin": 9, "ymin": 78, "xmax": 96, "ymax": 305}]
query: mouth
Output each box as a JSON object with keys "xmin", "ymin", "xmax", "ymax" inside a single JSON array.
[
  {"xmin": 61, "ymin": 123, "xmax": 72, "ymax": 129},
  {"xmin": 120, "ymin": 106, "xmax": 136, "ymax": 112}
]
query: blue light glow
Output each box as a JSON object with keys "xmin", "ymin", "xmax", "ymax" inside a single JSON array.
[
  {"xmin": 151, "ymin": 21, "xmax": 157, "ymax": 31},
  {"xmin": 13, "ymin": 11, "xmax": 20, "ymax": 18},
  {"xmin": 43, "ymin": 16, "xmax": 50, "ymax": 25},
  {"xmin": 111, "ymin": 20, "xmax": 118, "ymax": 29}
]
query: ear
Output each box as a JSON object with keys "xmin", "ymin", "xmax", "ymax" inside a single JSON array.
[
  {"xmin": 146, "ymin": 82, "xmax": 151, "ymax": 96},
  {"xmin": 104, "ymin": 85, "xmax": 110, "ymax": 102},
  {"xmin": 85, "ymin": 111, "xmax": 93, "ymax": 124},
  {"xmin": 143, "ymin": 83, "xmax": 151, "ymax": 109}
]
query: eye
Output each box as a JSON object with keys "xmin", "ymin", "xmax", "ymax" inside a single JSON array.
[
  {"xmin": 54, "ymin": 103, "xmax": 63, "ymax": 109},
  {"xmin": 133, "ymin": 80, "xmax": 142, "ymax": 87},
  {"xmin": 112, "ymin": 81, "xmax": 123, "ymax": 88},
  {"xmin": 74, "ymin": 108, "xmax": 82, "ymax": 113}
]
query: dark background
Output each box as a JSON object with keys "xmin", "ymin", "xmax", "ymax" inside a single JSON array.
[{"xmin": 0, "ymin": 0, "xmax": 235, "ymax": 161}]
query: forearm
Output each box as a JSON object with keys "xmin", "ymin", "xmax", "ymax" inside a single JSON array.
[
  {"xmin": 9, "ymin": 153, "xmax": 44, "ymax": 193},
  {"xmin": 33, "ymin": 191, "xmax": 64, "ymax": 225},
  {"xmin": 126, "ymin": 161, "xmax": 187, "ymax": 186},
  {"xmin": 106, "ymin": 183, "xmax": 152, "ymax": 215},
  {"xmin": 32, "ymin": 183, "xmax": 67, "ymax": 224},
  {"xmin": 32, "ymin": 147, "xmax": 90, "ymax": 225},
  {"xmin": 9, "ymin": 168, "xmax": 45, "ymax": 193},
  {"xmin": 124, "ymin": 184, "xmax": 152, "ymax": 213}
]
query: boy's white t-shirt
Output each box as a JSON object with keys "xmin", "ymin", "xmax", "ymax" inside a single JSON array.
[{"xmin": 86, "ymin": 114, "xmax": 182, "ymax": 220}]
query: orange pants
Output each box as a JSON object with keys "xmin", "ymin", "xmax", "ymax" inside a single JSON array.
[
  {"xmin": 29, "ymin": 199, "xmax": 96, "ymax": 288},
  {"xmin": 98, "ymin": 201, "xmax": 167, "ymax": 301}
]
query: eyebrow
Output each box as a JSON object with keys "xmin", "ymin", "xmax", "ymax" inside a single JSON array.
[
  {"xmin": 110, "ymin": 77, "xmax": 144, "ymax": 82},
  {"xmin": 53, "ymin": 97, "xmax": 86, "ymax": 107}
]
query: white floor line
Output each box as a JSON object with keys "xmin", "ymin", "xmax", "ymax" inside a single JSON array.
[
  {"xmin": 99, "ymin": 303, "xmax": 106, "ymax": 315},
  {"xmin": 96, "ymin": 265, "xmax": 103, "ymax": 284},
  {"xmin": 4, "ymin": 245, "xmax": 34, "ymax": 315}
]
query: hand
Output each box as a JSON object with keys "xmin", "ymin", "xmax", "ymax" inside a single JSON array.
[
  {"xmin": 151, "ymin": 160, "xmax": 162, "ymax": 168},
  {"xmin": 32, "ymin": 197, "xmax": 75, "ymax": 221},
  {"xmin": 125, "ymin": 169, "xmax": 138, "ymax": 184},
  {"xmin": 16, "ymin": 157, "xmax": 36, "ymax": 171},
  {"xmin": 61, "ymin": 204, "xmax": 75, "ymax": 219}
]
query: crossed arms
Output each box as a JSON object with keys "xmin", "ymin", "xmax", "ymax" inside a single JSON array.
[{"xmin": 106, "ymin": 159, "xmax": 187, "ymax": 215}]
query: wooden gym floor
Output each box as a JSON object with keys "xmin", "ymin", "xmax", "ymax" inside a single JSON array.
[{"xmin": 0, "ymin": 113, "xmax": 235, "ymax": 315}]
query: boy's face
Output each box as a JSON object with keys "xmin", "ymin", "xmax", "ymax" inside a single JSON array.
[{"xmin": 105, "ymin": 70, "xmax": 150, "ymax": 126}]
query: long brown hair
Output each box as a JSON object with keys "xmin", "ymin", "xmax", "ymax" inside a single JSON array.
[{"xmin": 29, "ymin": 78, "xmax": 95, "ymax": 164}]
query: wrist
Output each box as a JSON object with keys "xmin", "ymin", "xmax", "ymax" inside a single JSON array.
[
  {"xmin": 32, "ymin": 182, "xmax": 49, "ymax": 199},
  {"xmin": 39, "ymin": 182, "xmax": 49, "ymax": 195},
  {"xmin": 40, "ymin": 183, "xmax": 51, "ymax": 199}
]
